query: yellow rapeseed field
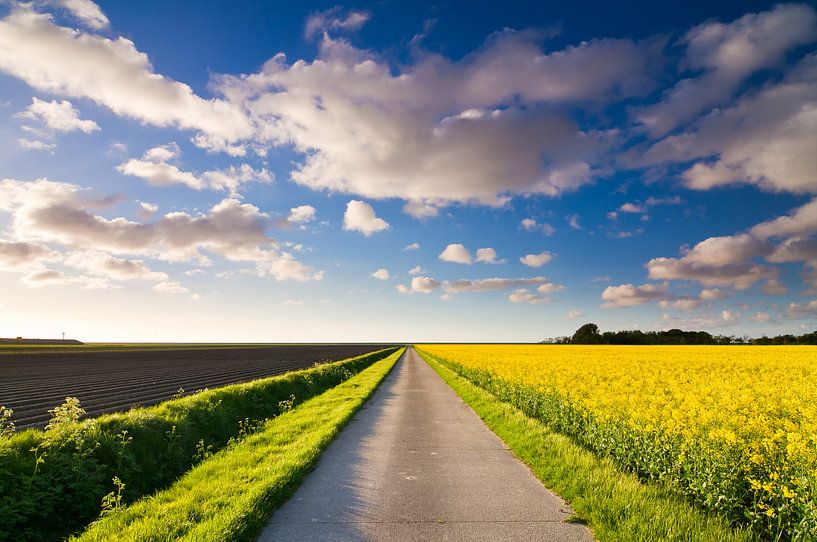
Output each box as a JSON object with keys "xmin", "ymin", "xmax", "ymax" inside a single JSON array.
[{"xmin": 418, "ymin": 345, "xmax": 817, "ymax": 540}]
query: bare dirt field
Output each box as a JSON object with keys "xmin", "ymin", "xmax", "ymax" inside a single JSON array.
[{"xmin": 0, "ymin": 344, "xmax": 391, "ymax": 428}]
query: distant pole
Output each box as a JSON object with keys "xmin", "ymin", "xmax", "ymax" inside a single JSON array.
[{"xmin": 62, "ymin": 331, "xmax": 65, "ymax": 342}]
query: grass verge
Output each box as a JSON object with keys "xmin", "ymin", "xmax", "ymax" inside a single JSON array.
[
  {"xmin": 72, "ymin": 347, "xmax": 403, "ymax": 541},
  {"xmin": 0, "ymin": 347, "xmax": 398, "ymax": 541},
  {"xmin": 418, "ymin": 349, "xmax": 755, "ymax": 542}
]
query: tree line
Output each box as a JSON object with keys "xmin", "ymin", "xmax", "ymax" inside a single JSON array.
[{"xmin": 544, "ymin": 323, "xmax": 817, "ymax": 345}]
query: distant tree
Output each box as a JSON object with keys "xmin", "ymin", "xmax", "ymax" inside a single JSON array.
[{"xmin": 571, "ymin": 323, "xmax": 601, "ymax": 344}]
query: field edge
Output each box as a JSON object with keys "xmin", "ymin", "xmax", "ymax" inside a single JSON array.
[{"xmin": 416, "ymin": 347, "xmax": 756, "ymax": 542}]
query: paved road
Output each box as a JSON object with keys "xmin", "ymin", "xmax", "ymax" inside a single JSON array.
[{"xmin": 258, "ymin": 347, "xmax": 593, "ymax": 541}]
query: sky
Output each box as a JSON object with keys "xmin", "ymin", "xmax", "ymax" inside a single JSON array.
[{"xmin": 1, "ymin": 0, "xmax": 817, "ymax": 342}]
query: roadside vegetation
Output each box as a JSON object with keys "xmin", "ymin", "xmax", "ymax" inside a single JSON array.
[
  {"xmin": 72, "ymin": 348, "xmax": 403, "ymax": 541},
  {"xmin": 0, "ymin": 347, "xmax": 399, "ymax": 541},
  {"xmin": 418, "ymin": 345, "xmax": 817, "ymax": 540},
  {"xmin": 418, "ymin": 349, "xmax": 754, "ymax": 542}
]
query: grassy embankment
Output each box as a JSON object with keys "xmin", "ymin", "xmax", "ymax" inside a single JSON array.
[
  {"xmin": 0, "ymin": 347, "xmax": 399, "ymax": 541},
  {"xmin": 417, "ymin": 348, "xmax": 755, "ymax": 542},
  {"xmin": 72, "ymin": 347, "xmax": 403, "ymax": 541}
]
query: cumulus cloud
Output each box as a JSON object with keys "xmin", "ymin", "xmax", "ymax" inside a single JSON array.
[
  {"xmin": 0, "ymin": 178, "xmax": 322, "ymax": 282},
  {"xmin": 17, "ymin": 97, "xmax": 99, "ymax": 133},
  {"xmin": 117, "ymin": 144, "xmax": 271, "ymax": 193},
  {"xmin": 699, "ymin": 288, "xmax": 730, "ymax": 300},
  {"xmin": 62, "ymin": 250, "xmax": 168, "ymax": 281},
  {"xmin": 408, "ymin": 265, "xmax": 423, "ymax": 276},
  {"xmin": 567, "ymin": 309, "xmax": 584, "ymax": 319},
  {"xmin": 342, "ymin": 200, "xmax": 390, "ymax": 236},
  {"xmin": 508, "ymin": 288, "xmax": 550, "ymax": 304},
  {"xmin": 304, "ymin": 7, "xmax": 370, "ymax": 39},
  {"xmin": 403, "ymin": 242, "xmax": 420, "ymax": 251},
  {"xmin": 0, "ymin": 240, "xmax": 59, "ymax": 270},
  {"xmin": 397, "ymin": 276, "xmax": 440, "ymax": 294},
  {"xmin": 371, "ymin": 268, "xmax": 389, "ymax": 280},
  {"xmin": 396, "ymin": 275, "xmax": 562, "ymax": 298},
  {"xmin": 21, "ymin": 268, "xmax": 115, "ymax": 289},
  {"xmin": 153, "ymin": 281, "xmax": 190, "ymax": 295},
  {"xmin": 601, "ymin": 282, "xmax": 668, "ymax": 308},
  {"xmin": 41, "ymin": 0, "xmax": 110, "ymax": 29},
  {"xmin": 786, "ymin": 299, "xmax": 817, "ymax": 318},
  {"xmin": 520, "ymin": 218, "xmax": 555, "ymax": 235},
  {"xmin": 520, "ymin": 251, "xmax": 554, "ymax": 268},
  {"xmin": 215, "ymin": 28, "xmax": 653, "ymax": 208},
  {"xmin": 476, "ymin": 247, "xmax": 503, "ymax": 264},
  {"xmin": 619, "ymin": 202, "xmax": 644, "ymax": 213},
  {"xmin": 0, "ymin": 7, "xmax": 252, "ymax": 151},
  {"xmin": 443, "ymin": 276, "xmax": 561, "ymax": 294},
  {"xmin": 439, "ymin": 243, "xmax": 472, "ymax": 264},
  {"xmin": 18, "ymin": 138, "xmax": 55, "ymax": 151},
  {"xmin": 635, "ymin": 4, "xmax": 817, "ymax": 135},
  {"xmin": 287, "ymin": 205, "xmax": 316, "ymax": 224},
  {"xmin": 137, "ymin": 201, "xmax": 158, "ymax": 219},
  {"xmin": 644, "ymin": 52, "xmax": 817, "ymax": 196}
]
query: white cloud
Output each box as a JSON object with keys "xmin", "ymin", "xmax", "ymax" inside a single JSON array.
[
  {"xmin": 439, "ymin": 243, "xmax": 472, "ymax": 264},
  {"xmin": 785, "ymin": 299, "xmax": 817, "ymax": 318},
  {"xmin": 567, "ymin": 309, "xmax": 584, "ymax": 319},
  {"xmin": 657, "ymin": 298, "xmax": 701, "ymax": 311},
  {"xmin": 42, "ymin": 0, "xmax": 110, "ymax": 29},
  {"xmin": 761, "ymin": 279, "xmax": 788, "ymax": 295},
  {"xmin": 520, "ymin": 251, "xmax": 554, "ymax": 268},
  {"xmin": 398, "ymin": 276, "xmax": 440, "ymax": 294},
  {"xmin": 0, "ymin": 7, "xmax": 252, "ymax": 150},
  {"xmin": 402, "ymin": 199, "xmax": 440, "ymax": 219},
  {"xmin": 752, "ymin": 312, "xmax": 773, "ymax": 323},
  {"xmin": 21, "ymin": 268, "xmax": 115, "ymax": 289},
  {"xmin": 619, "ymin": 202, "xmax": 644, "ymax": 213},
  {"xmin": 118, "ymin": 145, "xmax": 271, "ymax": 193},
  {"xmin": 520, "ymin": 218, "xmax": 555, "ymax": 235},
  {"xmin": 371, "ymin": 268, "xmax": 389, "ymax": 280},
  {"xmin": 153, "ymin": 281, "xmax": 189, "ymax": 295},
  {"xmin": 699, "ymin": 288, "xmax": 730, "ymax": 300},
  {"xmin": 342, "ymin": 200, "xmax": 390, "ymax": 236},
  {"xmin": 137, "ymin": 201, "xmax": 158, "ymax": 219},
  {"xmin": 635, "ymin": 4, "xmax": 817, "ymax": 135},
  {"xmin": 567, "ymin": 214, "xmax": 582, "ymax": 230},
  {"xmin": 721, "ymin": 309, "xmax": 737, "ymax": 323},
  {"xmin": 287, "ymin": 205, "xmax": 316, "ymax": 224},
  {"xmin": 215, "ymin": 29, "xmax": 652, "ymax": 208},
  {"xmin": 0, "ymin": 178, "xmax": 321, "ymax": 282},
  {"xmin": 537, "ymin": 282, "xmax": 565, "ymax": 294},
  {"xmin": 645, "ymin": 195, "xmax": 683, "ymax": 206},
  {"xmin": 403, "ymin": 242, "xmax": 420, "ymax": 251},
  {"xmin": 17, "ymin": 138, "xmax": 55, "ymax": 151},
  {"xmin": 63, "ymin": 250, "xmax": 168, "ymax": 281},
  {"xmin": 645, "ymin": 52, "xmax": 817, "ymax": 196},
  {"xmin": 282, "ymin": 299, "xmax": 304, "ymax": 305},
  {"xmin": 408, "ymin": 265, "xmax": 423, "ymax": 276},
  {"xmin": 0, "ymin": 240, "xmax": 59, "ymax": 270},
  {"xmin": 443, "ymin": 276, "xmax": 560, "ymax": 294},
  {"xmin": 508, "ymin": 288, "xmax": 550, "ymax": 304},
  {"xmin": 476, "ymin": 247, "xmax": 503, "ymax": 264},
  {"xmin": 17, "ymin": 97, "xmax": 99, "ymax": 133},
  {"xmin": 601, "ymin": 282, "xmax": 668, "ymax": 308},
  {"xmin": 304, "ymin": 7, "xmax": 370, "ymax": 39}
]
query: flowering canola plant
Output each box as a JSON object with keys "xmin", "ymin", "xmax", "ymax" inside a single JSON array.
[{"xmin": 418, "ymin": 345, "xmax": 817, "ymax": 540}]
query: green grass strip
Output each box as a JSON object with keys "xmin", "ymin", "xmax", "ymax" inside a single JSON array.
[
  {"xmin": 418, "ymin": 349, "xmax": 755, "ymax": 542},
  {"xmin": 73, "ymin": 348, "xmax": 404, "ymax": 542}
]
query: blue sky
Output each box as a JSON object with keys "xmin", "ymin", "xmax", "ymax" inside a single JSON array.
[{"xmin": 1, "ymin": 0, "xmax": 816, "ymax": 341}]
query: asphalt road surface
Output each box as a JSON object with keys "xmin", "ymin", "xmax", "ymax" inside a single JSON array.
[{"xmin": 258, "ymin": 347, "xmax": 593, "ymax": 541}]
